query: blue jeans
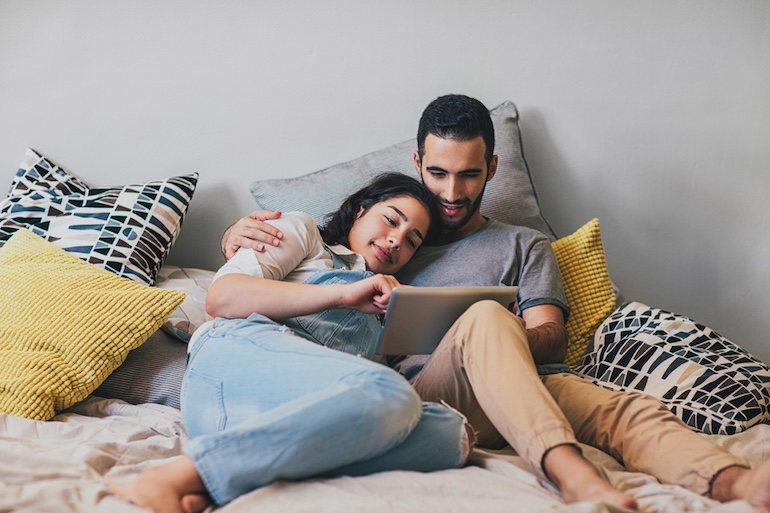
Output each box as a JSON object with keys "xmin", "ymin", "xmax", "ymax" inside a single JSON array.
[{"xmin": 182, "ymin": 315, "xmax": 469, "ymax": 506}]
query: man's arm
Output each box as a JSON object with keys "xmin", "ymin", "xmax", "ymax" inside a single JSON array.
[
  {"xmin": 221, "ymin": 210, "xmax": 284, "ymax": 260},
  {"xmin": 521, "ymin": 304, "xmax": 568, "ymax": 364}
]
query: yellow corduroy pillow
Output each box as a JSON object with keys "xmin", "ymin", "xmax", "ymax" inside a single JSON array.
[
  {"xmin": 0, "ymin": 229, "xmax": 184, "ymax": 420},
  {"xmin": 551, "ymin": 219, "xmax": 616, "ymax": 368}
]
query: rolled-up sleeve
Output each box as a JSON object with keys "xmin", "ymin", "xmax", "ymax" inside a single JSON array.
[{"xmin": 213, "ymin": 213, "xmax": 320, "ymax": 282}]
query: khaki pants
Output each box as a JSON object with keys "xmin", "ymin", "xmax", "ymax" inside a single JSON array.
[{"xmin": 412, "ymin": 300, "xmax": 748, "ymax": 495}]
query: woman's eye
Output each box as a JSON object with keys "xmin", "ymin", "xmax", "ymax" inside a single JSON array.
[
  {"xmin": 406, "ymin": 238, "xmax": 417, "ymax": 249},
  {"xmin": 385, "ymin": 216, "xmax": 396, "ymax": 226}
]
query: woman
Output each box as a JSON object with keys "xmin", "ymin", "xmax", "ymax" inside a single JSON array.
[{"xmin": 114, "ymin": 174, "xmax": 472, "ymax": 513}]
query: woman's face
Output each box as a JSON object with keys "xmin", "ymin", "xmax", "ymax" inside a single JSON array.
[{"xmin": 347, "ymin": 195, "xmax": 431, "ymax": 274}]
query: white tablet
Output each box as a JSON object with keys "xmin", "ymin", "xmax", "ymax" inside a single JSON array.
[{"xmin": 374, "ymin": 286, "xmax": 519, "ymax": 355}]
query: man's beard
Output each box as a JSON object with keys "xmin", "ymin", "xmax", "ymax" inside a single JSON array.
[{"xmin": 438, "ymin": 182, "xmax": 486, "ymax": 232}]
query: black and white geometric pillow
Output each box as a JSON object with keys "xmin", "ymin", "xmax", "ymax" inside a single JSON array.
[
  {"xmin": 0, "ymin": 148, "xmax": 198, "ymax": 286},
  {"xmin": 576, "ymin": 301, "xmax": 770, "ymax": 435}
]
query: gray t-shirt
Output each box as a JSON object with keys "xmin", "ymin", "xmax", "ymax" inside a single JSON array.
[
  {"xmin": 392, "ymin": 219, "xmax": 570, "ymax": 380},
  {"xmin": 397, "ymin": 219, "xmax": 569, "ymax": 318}
]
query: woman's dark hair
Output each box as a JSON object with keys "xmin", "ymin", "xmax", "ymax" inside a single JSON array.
[
  {"xmin": 416, "ymin": 94, "xmax": 495, "ymax": 166},
  {"xmin": 320, "ymin": 173, "xmax": 438, "ymax": 247}
]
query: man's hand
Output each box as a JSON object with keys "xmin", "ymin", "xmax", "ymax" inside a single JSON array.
[
  {"xmin": 521, "ymin": 304, "xmax": 568, "ymax": 364},
  {"xmin": 341, "ymin": 274, "xmax": 402, "ymax": 315},
  {"xmin": 221, "ymin": 210, "xmax": 284, "ymax": 260}
]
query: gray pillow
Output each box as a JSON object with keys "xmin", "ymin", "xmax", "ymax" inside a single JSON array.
[
  {"xmin": 94, "ymin": 329, "xmax": 187, "ymax": 409},
  {"xmin": 250, "ymin": 101, "xmax": 556, "ymax": 239}
]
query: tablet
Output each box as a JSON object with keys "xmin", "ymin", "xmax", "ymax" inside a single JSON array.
[{"xmin": 374, "ymin": 286, "xmax": 519, "ymax": 355}]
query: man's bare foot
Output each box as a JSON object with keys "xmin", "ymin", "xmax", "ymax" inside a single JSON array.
[
  {"xmin": 111, "ymin": 456, "xmax": 209, "ymax": 513},
  {"xmin": 543, "ymin": 445, "xmax": 638, "ymax": 510},
  {"xmin": 711, "ymin": 460, "xmax": 770, "ymax": 510}
]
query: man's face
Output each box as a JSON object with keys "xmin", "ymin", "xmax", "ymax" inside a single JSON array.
[{"xmin": 414, "ymin": 134, "xmax": 497, "ymax": 241}]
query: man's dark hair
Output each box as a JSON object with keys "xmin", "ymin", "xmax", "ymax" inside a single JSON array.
[
  {"xmin": 416, "ymin": 94, "xmax": 495, "ymax": 166},
  {"xmin": 320, "ymin": 173, "xmax": 438, "ymax": 247}
]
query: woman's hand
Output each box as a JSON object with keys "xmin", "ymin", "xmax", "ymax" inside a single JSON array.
[
  {"xmin": 221, "ymin": 210, "xmax": 284, "ymax": 260},
  {"xmin": 341, "ymin": 274, "xmax": 402, "ymax": 315}
]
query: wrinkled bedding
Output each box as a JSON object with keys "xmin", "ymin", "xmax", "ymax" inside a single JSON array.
[{"xmin": 1, "ymin": 396, "xmax": 769, "ymax": 513}]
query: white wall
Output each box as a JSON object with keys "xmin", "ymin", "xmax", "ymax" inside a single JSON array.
[{"xmin": 2, "ymin": 1, "xmax": 769, "ymax": 362}]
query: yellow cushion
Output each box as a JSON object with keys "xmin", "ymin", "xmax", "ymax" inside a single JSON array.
[
  {"xmin": 551, "ymin": 219, "xmax": 616, "ymax": 368},
  {"xmin": 0, "ymin": 229, "xmax": 184, "ymax": 420}
]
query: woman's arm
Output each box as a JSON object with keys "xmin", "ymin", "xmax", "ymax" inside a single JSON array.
[
  {"xmin": 212, "ymin": 212, "xmax": 400, "ymax": 321},
  {"xmin": 206, "ymin": 273, "xmax": 401, "ymax": 321}
]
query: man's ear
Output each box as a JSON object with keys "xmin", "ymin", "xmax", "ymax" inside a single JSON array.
[
  {"xmin": 486, "ymin": 155, "xmax": 498, "ymax": 182},
  {"xmin": 413, "ymin": 150, "xmax": 422, "ymax": 177}
]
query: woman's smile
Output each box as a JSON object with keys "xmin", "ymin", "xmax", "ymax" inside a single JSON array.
[{"xmin": 372, "ymin": 243, "xmax": 393, "ymax": 264}]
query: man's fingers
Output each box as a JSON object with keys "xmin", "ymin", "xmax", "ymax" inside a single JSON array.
[
  {"xmin": 221, "ymin": 211, "xmax": 283, "ymax": 259},
  {"xmin": 226, "ymin": 236, "xmax": 267, "ymax": 258},
  {"xmin": 248, "ymin": 210, "xmax": 283, "ymax": 222},
  {"xmin": 233, "ymin": 224, "xmax": 281, "ymax": 247},
  {"xmin": 253, "ymin": 226, "xmax": 281, "ymax": 246},
  {"xmin": 244, "ymin": 220, "xmax": 283, "ymax": 243}
]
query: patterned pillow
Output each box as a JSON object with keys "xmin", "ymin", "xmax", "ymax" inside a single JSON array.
[
  {"xmin": 551, "ymin": 219, "xmax": 617, "ymax": 368},
  {"xmin": 155, "ymin": 265, "xmax": 215, "ymax": 342},
  {"xmin": 0, "ymin": 229, "xmax": 184, "ymax": 420},
  {"xmin": 0, "ymin": 148, "xmax": 198, "ymax": 285},
  {"xmin": 577, "ymin": 301, "xmax": 770, "ymax": 435},
  {"xmin": 250, "ymin": 101, "xmax": 557, "ymax": 239}
]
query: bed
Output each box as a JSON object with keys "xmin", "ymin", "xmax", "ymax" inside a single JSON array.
[
  {"xmin": 1, "ymin": 101, "xmax": 769, "ymax": 512},
  {"xmin": 0, "ymin": 395, "xmax": 768, "ymax": 513}
]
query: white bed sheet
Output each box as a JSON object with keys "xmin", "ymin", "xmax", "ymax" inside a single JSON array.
[{"xmin": 1, "ymin": 396, "xmax": 769, "ymax": 513}]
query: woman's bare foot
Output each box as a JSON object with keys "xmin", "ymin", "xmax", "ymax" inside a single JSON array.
[
  {"xmin": 464, "ymin": 423, "xmax": 476, "ymax": 460},
  {"xmin": 711, "ymin": 460, "xmax": 770, "ymax": 510},
  {"xmin": 543, "ymin": 445, "xmax": 638, "ymax": 510},
  {"xmin": 111, "ymin": 456, "xmax": 210, "ymax": 513},
  {"xmin": 180, "ymin": 493, "xmax": 213, "ymax": 513}
]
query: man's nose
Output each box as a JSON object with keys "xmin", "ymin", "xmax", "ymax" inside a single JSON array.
[{"xmin": 444, "ymin": 177, "xmax": 462, "ymax": 203}]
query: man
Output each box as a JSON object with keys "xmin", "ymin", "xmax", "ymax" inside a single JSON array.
[{"xmin": 223, "ymin": 94, "xmax": 770, "ymax": 510}]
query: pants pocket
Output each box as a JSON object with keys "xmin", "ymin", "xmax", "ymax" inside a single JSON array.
[{"xmin": 182, "ymin": 368, "xmax": 227, "ymax": 438}]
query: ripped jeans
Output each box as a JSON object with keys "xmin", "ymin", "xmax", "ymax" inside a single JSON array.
[{"xmin": 182, "ymin": 314, "xmax": 471, "ymax": 506}]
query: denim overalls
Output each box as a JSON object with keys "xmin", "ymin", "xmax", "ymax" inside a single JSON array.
[
  {"xmin": 180, "ymin": 266, "xmax": 469, "ymax": 506},
  {"xmin": 283, "ymin": 267, "xmax": 381, "ymax": 359}
]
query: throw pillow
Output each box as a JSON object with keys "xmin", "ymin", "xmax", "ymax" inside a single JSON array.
[
  {"xmin": 551, "ymin": 218, "xmax": 617, "ymax": 368},
  {"xmin": 0, "ymin": 228, "xmax": 184, "ymax": 421},
  {"xmin": 577, "ymin": 301, "xmax": 770, "ymax": 435},
  {"xmin": 0, "ymin": 148, "xmax": 198, "ymax": 286},
  {"xmin": 250, "ymin": 101, "xmax": 557, "ymax": 239},
  {"xmin": 155, "ymin": 265, "xmax": 216, "ymax": 342}
]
